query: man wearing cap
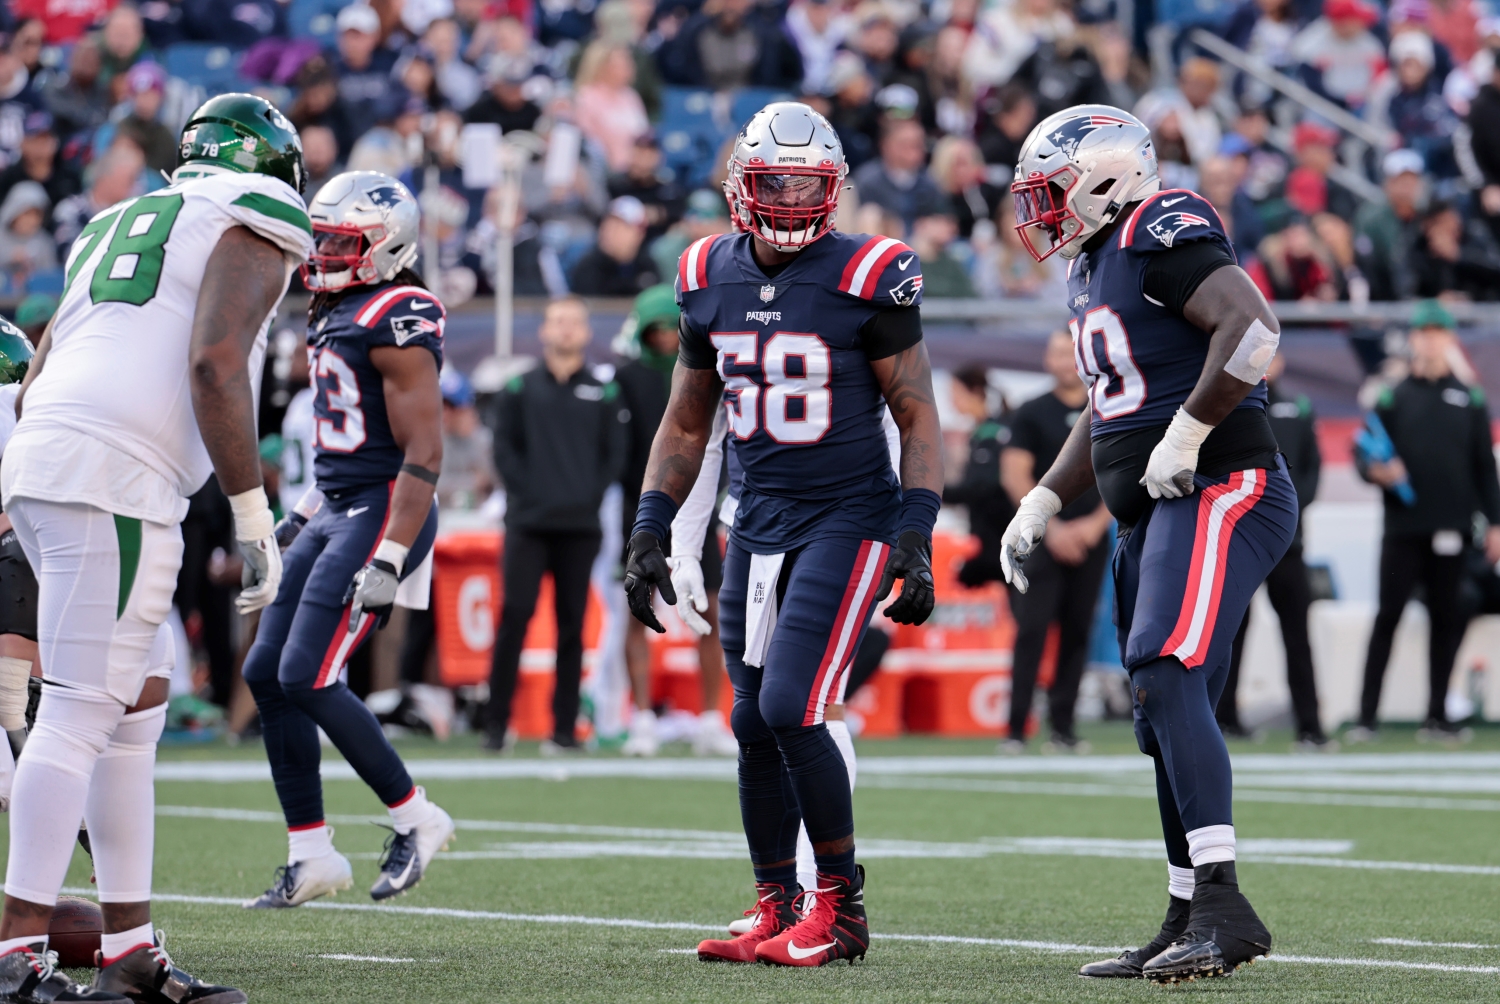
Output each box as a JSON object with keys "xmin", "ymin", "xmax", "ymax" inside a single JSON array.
[
  {"xmin": 1351, "ymin": 300, "xmax": 1500, "ymax": 743},
  {"xmin": 464, "ymin": 53, "xmax": 542, "ymax": 134},
  {"xmin": 330, "ymin": 3, "xmax": 400, "ymax": 127},
  {"xmin": 613, "ymin": 285, "xmax": 736, "ymax": 756},
  {"xmin": 569, "ymin": 195, "xmax": 662, "ymax": 296},
  {"xmin": 114, "ymin": 61, "xmax": 176, "ymax": 174},
  {"xmin": 1355, "ymin": 149, "xmax": 1426, "ymax": 301},
  {"xmin": 0, "ymin": 111, "xmax": 77, "ymax": 219}
]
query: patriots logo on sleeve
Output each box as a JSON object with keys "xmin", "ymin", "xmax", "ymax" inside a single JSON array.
[
  {"xmin": 390, "ymin": 315, "xmax": 441, "ymax": 346},
  {"xmin": 890, "ymin": 274, "xmax": 923, "ymax": 306},
  {"xmin": 1146, "ymin": 212, "xmax": 1212, "ymax": 248}
]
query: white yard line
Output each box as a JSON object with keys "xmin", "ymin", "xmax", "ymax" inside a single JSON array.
[
  {"xmin": 1372, "ymin": 938, "xmax": 1500, "ymax": 950},
  {"xmin": 314, "ymin": 954, "xmax": 423, "ymax": 963},
  {"xmin": 1266, "ymin": 955, "xmax": 1500, "ymax": 975}
]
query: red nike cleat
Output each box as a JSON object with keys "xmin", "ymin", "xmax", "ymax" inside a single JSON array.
[
  {"xmin": 698, "ymin": 882, "xmax": 800, "ymax": 963},
  {"xmin": 755, "ymin": 866, "xmax": 868, "ymax": 967}
]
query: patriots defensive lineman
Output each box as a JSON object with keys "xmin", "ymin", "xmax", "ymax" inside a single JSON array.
[
  {"xmin": 1001, "ymin": 106, "xmax": 1292, "ymax": 982},
  {"xmin": 242, "ymin": 171, "xmax": 455, "ymax": 910},
  {"xmin": 622, "ymin": 101, "xmax": 944, "ymax": 968}
]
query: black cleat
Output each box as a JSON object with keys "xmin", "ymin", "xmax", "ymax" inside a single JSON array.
[
  {"xmin": 1079, "ymin": 895, "xmax": 1189, "ymax": 978},
  {"xmin": 0, "ymin": 945, "xmax": 127, "ymax": 1002},
  {"xmin": 92, "ymin": 933, "xmax": 245, "ymax": 1004},
  {"xmin": 1143, "ymin": 862, "xmax": 1271, "ymax": 983}
]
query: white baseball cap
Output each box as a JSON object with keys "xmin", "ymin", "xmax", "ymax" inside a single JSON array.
[
  {"xmin": 608, "ymin": 195, "xmax": 647, "ymax": 227},
  {"xmin": 336, "ymin": 3, "xmax": 380, "ymax": 34},
  {"xmin": 1382, "ymin": 148, "xmax": 1424, "ymax": 178}
]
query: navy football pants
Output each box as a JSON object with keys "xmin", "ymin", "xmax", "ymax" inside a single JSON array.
[
  {"xmin": 720, "ymin": 535, "xmax": 889, "ymax": 874},
  {"xmin": 1115, "ymin": 463, "xmax": 1296, "ymax": 866},
  {"xmin": 244, "ymin": 483, "xmax": 439, "ymax": 829}
]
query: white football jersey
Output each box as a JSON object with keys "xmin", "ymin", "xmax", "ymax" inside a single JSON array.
[
  {"xmin": 279, "ymin": 385, "xmax": 316, "ymax": 512},
  {"xmin": 2, "ymin": 172, "xmax": 313, "ymax": 524}
]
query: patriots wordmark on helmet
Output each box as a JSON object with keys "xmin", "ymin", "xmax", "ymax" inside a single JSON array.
[{"xmin": 1146, "ymin": 212, "xmax": 1211, "ymax": 249}]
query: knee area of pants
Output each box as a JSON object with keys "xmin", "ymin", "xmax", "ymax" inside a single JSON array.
[
  {"xmin": 730, "ymin": 697, "xmax": 771, "ymax": 744},
  {"xmin": 1134, "ymin": 720, "xmax": 1161, "ymax": 757},
  {"xmin": 757, "ymin": 690, "xmax": 809, "ymax": 732},
  {"xmin": 770, "ymin": 722, "xmax": 838, "ymax": 764}
]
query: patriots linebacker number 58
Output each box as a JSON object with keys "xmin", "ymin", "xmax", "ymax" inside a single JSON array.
[{"xmin": 711, "ymin": 331, "xmax": 831, "ymax": 443}]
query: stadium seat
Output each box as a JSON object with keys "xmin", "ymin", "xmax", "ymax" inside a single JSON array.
[
  {"xmin": 25, "ymin": 270, "xmax": 65, "ymax": 296},
  {"xmin": 659, "ymin": 88, "xmax": 732, "ymax": 189},
  {"xmin": 165, "ymin": 43, "xmax": 244, "ymax": 92},
  {"xmin": 729, "ymin": 87, "xmax": 794, "ymax": 133}
]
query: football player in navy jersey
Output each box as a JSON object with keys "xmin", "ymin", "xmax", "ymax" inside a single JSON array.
[
  {"xmin": 242, "ymin": 172, "xmax": 457, "ymax": 910},
  {"xmin": 621, "ymin": 101, "xmax": 944, "ymax": 968},
  {"xmin": 1001, "ymin": 106, "xmax": 1294, "ymax": 983}
]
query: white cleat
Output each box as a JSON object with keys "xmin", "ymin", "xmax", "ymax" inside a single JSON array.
[
  {"xmin": 621, "ymin": 708, "xmax": 659, "ymax": 757},
  {"xmin": 243, "ymin": 849, "xmax": 354, "ymax": 908},
  {"xmin": 692, "ymin": 710, "xmax": 739, "ymax": 756},
  {"xmin": 371, "ymin": 794, "xmax": 455, "ymax": 901}
]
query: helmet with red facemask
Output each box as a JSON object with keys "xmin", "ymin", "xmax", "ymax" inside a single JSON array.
[
  {"xmin": 724, "ymin": 101, "xmax": 847, "ymax": 251},
  {"xmin": 302, "ymin": 170, "xmax": 421, "ymax": 292},
  {"xmin": 1011, "ymin": 105, "xmax": 1160, "ymax": 262}
]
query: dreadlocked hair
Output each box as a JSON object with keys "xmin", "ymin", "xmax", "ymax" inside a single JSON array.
[{"xmin": 307, "ymin": 267, "xmax": 431, "ymax": 321}]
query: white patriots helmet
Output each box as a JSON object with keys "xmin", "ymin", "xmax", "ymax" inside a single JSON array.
[
  {"xmin": 1011, "ymin": 105, "xmax": 1160, "ymax": 261},
  {"xmin": 725, "ymin": 101, "xmax": 847, "ymax": 251},
  {"xmin": 302, "ymin": 171, "xmax": 422, "ymax": 292}
]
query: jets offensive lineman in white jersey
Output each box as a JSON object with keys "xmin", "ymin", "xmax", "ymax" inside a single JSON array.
[{"xmin": 0, "ymin": 94, "xmax": 313, "ymax": 1004}]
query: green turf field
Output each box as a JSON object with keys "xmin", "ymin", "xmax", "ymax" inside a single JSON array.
[{"xmin": 16, "ymin": 723, "xmax": 1500, "ymax": 1003}]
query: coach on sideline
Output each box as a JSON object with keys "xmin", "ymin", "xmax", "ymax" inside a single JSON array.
[
  {"xmin": 486, "ymin": 296, "xmax": 626, "ymax": 754},
  {"xmin": 1352, "ymin": 300, "xmax": 1500, "ymax": 743}
]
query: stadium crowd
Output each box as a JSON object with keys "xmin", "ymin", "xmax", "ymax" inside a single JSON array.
[{"xmin": 0, "ymin": 0, "xmax": 1496, "ymax": 303}]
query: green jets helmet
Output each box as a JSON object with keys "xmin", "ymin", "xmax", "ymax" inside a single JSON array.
[
  {"xmin": 176, "ymin": 93, "xmax": 306, "ymax": 193},
  {"xmin": 0, "ymin": 317, "xmax": 35, "ymax": 385}
]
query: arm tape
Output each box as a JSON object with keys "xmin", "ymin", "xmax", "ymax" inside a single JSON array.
[
  {"xmin": 1224, "ymin": 318, "xmax": 1280, "ymax": 385},
  {"xmin": 400, "ymin": 463, "xmax": 440, "ymax": 485}
]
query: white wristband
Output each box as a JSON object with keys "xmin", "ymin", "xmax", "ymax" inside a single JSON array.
[
  {"xmin": 374, "ymin": 538, "xmax": 409, "ymax": 575},
  {"xmin": 1164, "ymin": 407, "xmax": 1214, "ymax": 451},
  {"xmin": 1020, "ymin": 485, "xmax": 1063, "ymax": 518},
  {"xmin": 228, "ymin": 486, "xmax": 275, "ymax": 542}
]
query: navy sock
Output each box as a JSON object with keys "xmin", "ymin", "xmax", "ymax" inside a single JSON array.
[
  {"xmin": 771, "ymin": 723, "xmax": 854, "ymax": 880},
  {"xmin": 752, "ymin": 861, "xmax": 799, "ymax": 890},
  {"xmin": 814, "ymin": 845, "xmax": 856, "ymax": 884},
  {"xmin": 246, "ymin": 675, "xmax": 324, "ymax": 828},
  {"xmin": 285, "ymin": 681, "xmax": 414, "ymax": 806}
]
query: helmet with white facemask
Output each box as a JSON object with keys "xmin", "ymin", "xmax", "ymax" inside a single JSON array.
[{"xmin": 724, "ymin": 101, "xmax": 847, "ymax": 252}]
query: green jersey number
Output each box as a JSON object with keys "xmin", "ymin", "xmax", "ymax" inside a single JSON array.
[{"xmin": 65, "ymin": 193, "xmax": 186, "ymax": 307}]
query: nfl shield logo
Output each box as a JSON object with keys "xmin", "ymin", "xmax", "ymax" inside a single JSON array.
[{"xmin": 760, "ymin": 284, "xmax": 775, "ymax": 302}]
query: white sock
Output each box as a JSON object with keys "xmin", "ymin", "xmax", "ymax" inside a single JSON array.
[
  {"xmin": 287, "ymin": 824, "xmax": 335, "ymax": 864},
  {"xmin": 1167, "ymin": 864, "xmax": 1195, "ymax": 900},
  {"xmin": 0, "ymin": 934, "xmax": 45, "ymax": 956},
  {"xmin": 86, "ymin": 704, "xmax": 165, "ymax": 904},
  {"xmin": 1185, "ymin": 824, "xmax": 1236, "ymax": 866},
  {"xmin": 826, "ymin": 719, "xmax": 857, "ymax": 790},
  {"xmin": 99, "ymin": 922, "xmax": 153, "ymax": 965},
  {"xmin": 388, "ymin": 786, "xmax": 432, "ymax": 835}
]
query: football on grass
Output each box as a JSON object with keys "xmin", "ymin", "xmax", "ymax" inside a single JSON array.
[{"xmin": 49, "ymin": 896, "xmax": 102, "ymax": 968}]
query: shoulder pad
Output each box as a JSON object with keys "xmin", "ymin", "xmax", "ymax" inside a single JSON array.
[
  {"xmin": 353, "ymin": 284, "xmax": 447, "ymax": 338},
  {"xmin": 837, "ymin": 234, "xmax": 922, "ymax": 306},
  {"xmin": 1119, "ymin": 190, "xmax": 1229, "ymax": 254},
  {"xmin": 676, "ymin": 233, "xmax": 727, "ymax": 296}
]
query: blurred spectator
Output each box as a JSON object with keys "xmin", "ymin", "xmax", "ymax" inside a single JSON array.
[
  {"xmin": 931, "ymin": 136, "xmax": 999, "ymax": 240},
  {"xmin": 180, "ymin": 0, "xmax": 287, "ymax": 48},
  {"xmin": 111, "ymin": 60, "xmax": 175, "ymax": 174},
  {"xmin": 1419, "ymin": 0, "xmax": 1483, "ymax": 65},
  {"xmin": 9, "ymin": 20, "xmax": 46, "ymax": 80},
  {"xmin": 0, "ymin": 180, "xmax": 57, "ymax": 288},
  {"xmin": 942, "ymin": 363, "xmax": 1013, "ymax": 587},
  {"xmin": 569, "ymin": 195, "xmax": 662, "ymax": 295},
  {"xmin": 1135, "ymin": 58, "xmax": 1223, "ymax": 169},
  {"xmin": 593, "ymin": 0, "xmax": 662, "ymax": 120},
  {"xmin": 396, "ymin": 47, "xmax": 442, "ymax": 109},
  {"xmin": 976, "ymin": 82, "xmax": 1038, "ymax": 170},
  {"xmin": 848, "ymin": 4, "xmax": 900, "ymax": 85},
  {"xmin": 999, "ymin": 331, "xmax": 1111, "ymax": 754},
  {"xmin": 1198, "ymin": 153, "xmax": 1264, "ymax": 261},
  {"xmin": 1353, "ymin": 300, "xmax": 1500, "ymax": 741},
  {"xmin": 300, "ymin": 123, "xmax": 343, "ymax": 202},
  {"xmin": 962, "ymin": 0, "xmax": 1074, "ymax": 93},
  {"xmin": 476, "ymin": 186, "xmax": 562, "ymax": 296},
  {"xmin": 464, "ymin": 53, "xmax": 542, "ymax": 133},
  {"xmin": 1356, "ymin": 148, "xmax": 1425, "ymax": 301},
  {"xmin": 851, "ymin": 117, "xmax": 943, "ymax": 229},
  {"xmin": 1009, "ymin": 30, "xmax": 1112, "ymax": 122},
  {"xmin": 1290, "ymin": 0, "xmax": 1385, "ymax": 110},
  {"xmin": 1313, "ymin": 211, "xmax": 1367, "ymax": 303},
  {"xmin": 100, "ymin": 4, "xmax": 149, "ymax": 90},
  {"xmin": 1228, "ymin": 104, "xmax": 1289, "ymax": 202},
  {"xmin": 53, "ymin": 140, "xmax": 144, "ymax": 257},
  {"xmin": 289, "ymin": 56, "xmax": 359, "ymax": 159},
  {"xmin": 41, "ymin": 34, "xmax": 107, "ymax": 137},
  {"xmin": 909, "ymin": 212, "xmax": 974, "ymax": 297},
  {"xmin": 994, "ymin": 192, "xmax": 1064, "ymax": 299},
  {"xmin": 824, "ymin": 51, "xmax": 880, "ymax": 170},
  {"xmin": 1459, "ymin": 46, "xmax": 1500, "ymax": 244},
  {"xmin": 1284, "ymin": 121, "xmax": 1359, "ymax": 221},
  {"xmin": 1251, "ymin": 215, "xmax": 1340, "ymax": 301},
  {"xmin": 331, "ymin": 3, "xmax": 400, "ymax": 127},
  {"xmin": 1369, "ymin": 31, "xmax": 1459, "ymax": 178},
  {"xmin": 574, "ymin": 41, "xmax": 650, "ymax": 173},
  {"xmin": 649, "ymin": 187, "xmax": 730, "ymax": 278},
  {"xmin": 487, "ymin": 296, "xmax": 624, "ymax": 754},
  {"xmin": 424, "ymin": 17, "xmax": 482, "ymax": 111},
  {"xmin": 14, "ymin": 0, "xmax": 115, "ymax": 44},
  {"xmin": 926, "ymin": 23, "xmax": 972, "ymax": 135},
  {"xmin": 346, "ymin": 97, "xmax": 423, "ymax": 176},
  {"xmin": 437, "ymin": 369, "xmax": 495, "ymax": 510},
  {"xmin": 656, "ymin": 0, "xmax": 802, "ymax": 90},
  {"xmin": 608, "ymin": 134, "xmax": 685, "ymax": 242},
  {"xmin": 0, "ymin": 112, "xmax": 80, "ymax": 221},
  {"xmin": 785, "ymin": 0, "xmax": 852, "ymax": 94},
  {"xmin": 1409, "ymin": 200, "xmax": 1500, "ymax": 299},
  {"xmin": 1224, "ymin": 0, "xmax": 1301, "ymax": 109},
  {"xmin": 0, "ymin": 37, "xmax": 40, "ymax": 170}
]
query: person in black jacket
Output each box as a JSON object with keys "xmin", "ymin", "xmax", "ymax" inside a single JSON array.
[
  {"xmin": 655, "ymin": 0, "xmax": 803, "ymax": 90},
  {"xmin": 487, "ymin": 296, "xmax": 626, "ymax": 753},
  {"xmin": 1217, "ymin": 354, "xmax": 1332, "ymax": 749},
  {"xmin": 1352, "ymin": 300, "xmax": 1500, "ymax": 742},
  {"xmin": 1460, "ymin": 47, "xmax": 1500, "ymax": 247},
  {"xmin": 569, "ymin": 196, "xmax": 662, "ymax": 296},
  {"xmin": 943, "ymin": 362, "xmax": 1013, "ymax": 586}
]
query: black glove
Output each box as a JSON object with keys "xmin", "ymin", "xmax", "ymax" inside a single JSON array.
[
  {"xmin": 342, "ymin": 558, "xmax": 400, "ymax": 632},
  {"xmin": 874, "ymin": 530, "xmax": 936, "ymax": 625},
  {"xmin": 622, "ymin": 531, "xmax": 677, "ymax": 633},
  {"xmin": 274, "ymin": 511, "xmax": 307, "ymax": 551}
]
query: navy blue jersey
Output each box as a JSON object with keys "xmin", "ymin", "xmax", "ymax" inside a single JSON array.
[
  {"xmin": 677, "ymin": 230, "xmax": 921, "ymax": 553},
  {"xmin": 307, "ymin": 281, "xmax": 445, "ymax": 492},
  {"xmin": 1067, "ymin": 189, "xmax": 1267, "ymax": 439}
]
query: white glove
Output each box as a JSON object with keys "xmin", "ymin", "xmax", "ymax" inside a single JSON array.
[
  {"xmin": 1001, "ymin": 486, "xmax": 1062, "ymax": 594},
  {"xmin": 667, "ymin": 555, "xmax": 712, "ymax": 637},
  {"xmin": 1140, "ymin": 407, "xmax": 1214, "ymax": 500},
  {"xmin": 229, "ymin": 487, "xmax": 283, "ymax": 614}
]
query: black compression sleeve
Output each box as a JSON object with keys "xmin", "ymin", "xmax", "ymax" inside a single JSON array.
[
  {"xmin": 859, "ymin": 306, "xmax": 924, "ymax": 360},
  {"xmin": 1140, "ymin": 240, "xmax": 1236, "ymax": 316},
  {"xmin": 676, "ymin": 314, "xmax": 717, "ymax": 369}
]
